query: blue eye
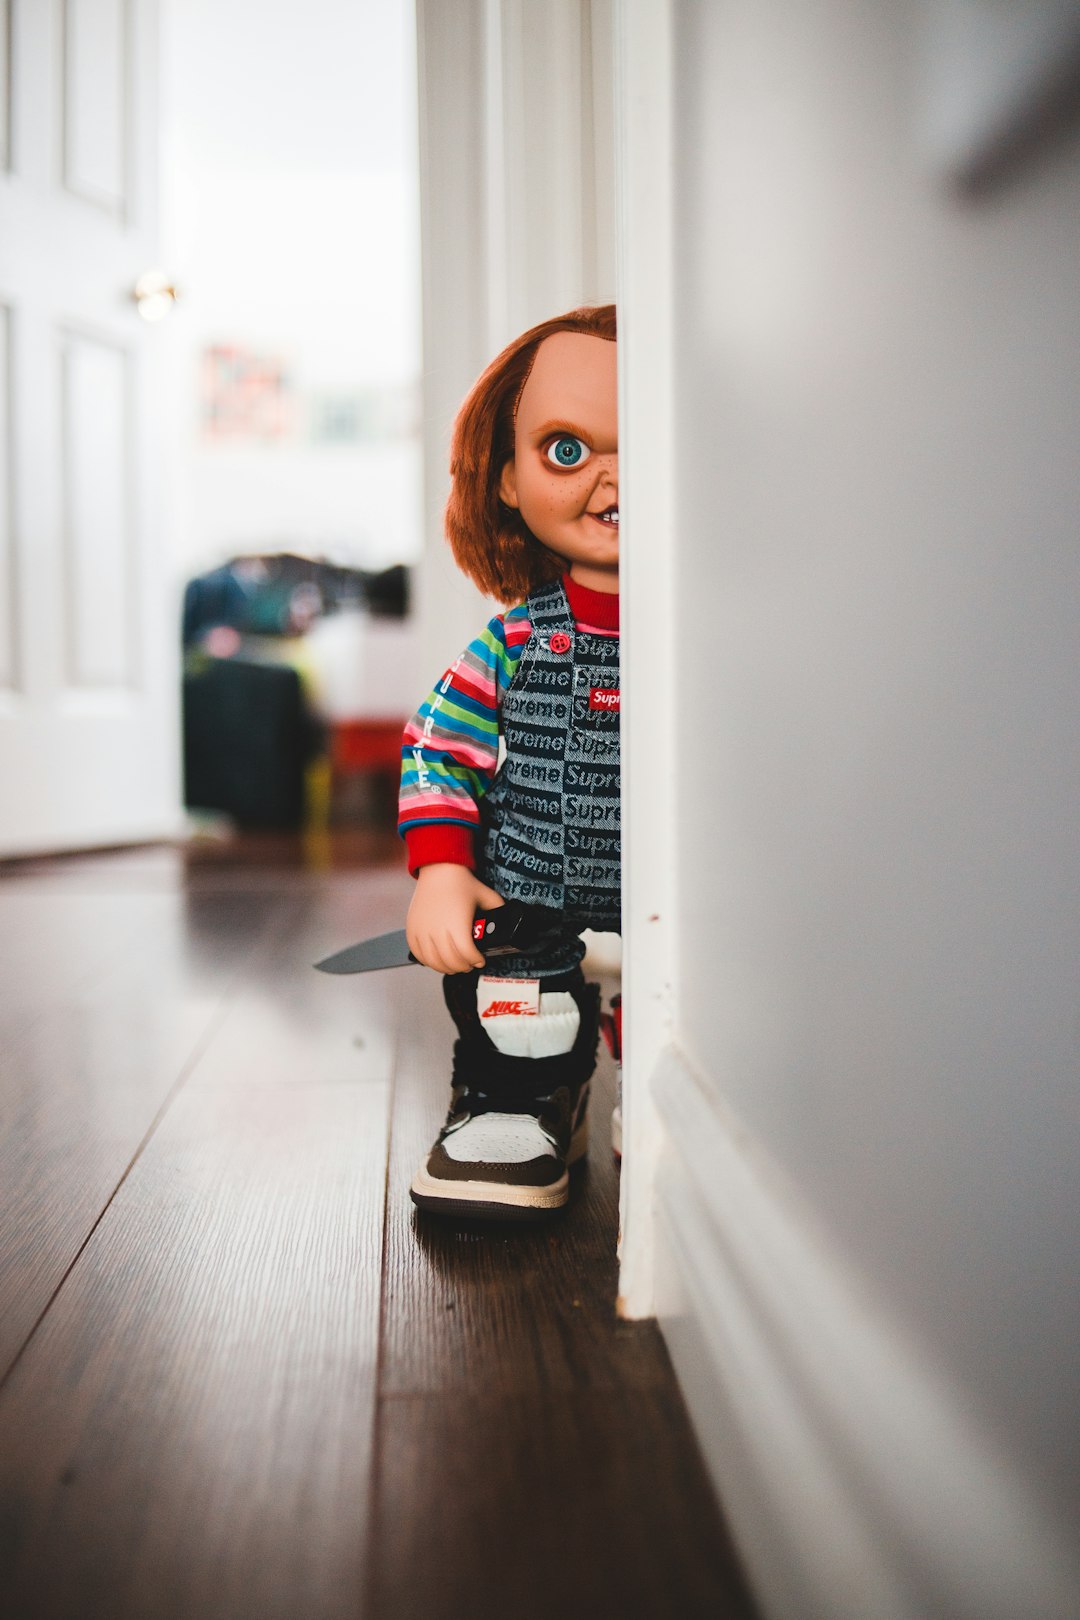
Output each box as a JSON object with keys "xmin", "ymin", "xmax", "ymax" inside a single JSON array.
[{"xmin": 546, "ymin": 435, "xmax": 591, "ymax": 469}]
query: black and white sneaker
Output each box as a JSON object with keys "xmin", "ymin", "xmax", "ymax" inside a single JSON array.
[{"xmin": 410, "ymin": 973, "xmax": 600, "ymax": 1221}]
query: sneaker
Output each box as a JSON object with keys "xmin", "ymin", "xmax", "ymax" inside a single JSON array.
[
  {"xmin": 601, "ymin": 993, "xmax": 623, "ymax": 1161},
  {"xmin": 410, "ymin": 975, "xmax": 600, "ymax": 1221}
]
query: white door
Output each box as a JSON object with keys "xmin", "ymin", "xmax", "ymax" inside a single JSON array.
[{"xmin": 0, "ymin": 0, "xmax": 179, "ymax": 856}]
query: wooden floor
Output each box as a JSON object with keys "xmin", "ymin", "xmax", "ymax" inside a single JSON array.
[{"xmin": 0, "ymin": 837, "xmax": 759, "ymax": 1620}]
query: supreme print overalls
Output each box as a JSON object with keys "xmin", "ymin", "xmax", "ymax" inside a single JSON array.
[{"xmin": 478, "ymin": 578, "xmax": 621, "ymax": 977}]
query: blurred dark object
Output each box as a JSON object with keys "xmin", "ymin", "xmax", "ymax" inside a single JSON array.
[
  {"xmin": 181, "ymin": 553, "xmax": 410, "ymax": 832},
  {"xmin": 182, "ymin": 554, "xmax": 410, "ymax": 647},
  {"xmin": 183, "ymin": 658, "xmax": 323, "ymax": 829},
  {"xmin": 358, "ymin": 564, "xmax": 408, "ymax": 618},
  {"xmin": 181, "ymin": 565, "xmax": 251, "ymax": 645}
]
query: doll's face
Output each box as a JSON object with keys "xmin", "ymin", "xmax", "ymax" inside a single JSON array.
[{"xmin": 498, "ymin": 332, "xmax": 618, "ymax": 584}]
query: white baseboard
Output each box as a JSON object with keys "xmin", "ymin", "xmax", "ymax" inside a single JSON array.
[{"xmin": 651, "ymin": 1045, "xmax": 1080, "ymax": 1620}]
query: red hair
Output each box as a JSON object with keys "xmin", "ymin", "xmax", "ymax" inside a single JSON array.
[{"xmin": 445, "ymin": 304, "xmax": 616, "ymax": 604}]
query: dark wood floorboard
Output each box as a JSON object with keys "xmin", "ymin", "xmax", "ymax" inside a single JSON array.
[
  {"xmin": 0, "ymin": 857, "xmax": 397, "ymax": 1619},
  {"xmin": 0, "ymin": 1080, "xmax": 388, "ymax": 1620},
  {"xmin": 0, "ymin": 883, "xmax": 287, "ymax": 1376},
  {"xmin": 185, "ymin": 871, "xmax": 410, "ymax": 1092},
  {"xmin": 0, "ymin": 884, "xmax": 215, "ymax": 1051},
  {"xmin": 367, "ymin": 1387, "xmax": 759, "ymax": 1620},
  {"xmin": 0, "ymin": 842, "xmax": 760, "ymax": 1620}
]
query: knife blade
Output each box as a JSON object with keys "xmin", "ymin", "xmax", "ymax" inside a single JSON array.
[{"xmin": 314, "ymin": 900, "xmax": 564, "ymax": 975}]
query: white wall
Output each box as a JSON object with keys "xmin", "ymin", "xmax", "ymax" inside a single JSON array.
[
  {"xmin": 162, "ymin": 0, "xmax": 422, "ymax": 580},
  {"xmin": 644, "ymin": 2, "xmax": 1080, "ymax": 1615}
]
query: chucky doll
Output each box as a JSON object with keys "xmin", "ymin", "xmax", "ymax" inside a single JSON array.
[{"xmin": 399, "ymin": 304, "xmax": 619, "ymax": 1219}]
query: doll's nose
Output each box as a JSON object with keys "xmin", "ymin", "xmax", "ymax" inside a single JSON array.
[{"xmin": 595, "ymin": 453, "xmax": 618, "ymax": 490}]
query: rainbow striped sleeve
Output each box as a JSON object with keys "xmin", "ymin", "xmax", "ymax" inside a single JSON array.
[{"xmin": 398, "ymin": 602, "xmax": 532, "ymax": 841}]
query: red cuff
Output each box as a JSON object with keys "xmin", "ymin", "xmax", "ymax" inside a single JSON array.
[{"xmin": 404, "ymin": 823, "xmax": 477, "ymax": 877}]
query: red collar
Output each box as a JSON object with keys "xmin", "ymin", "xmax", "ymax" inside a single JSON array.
[{"xmin": 563, "ymin": 573, "xmax": 620, "ymax": 632}]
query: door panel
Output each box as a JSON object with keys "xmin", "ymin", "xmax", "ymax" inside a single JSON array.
[
  {"xmin": 0, "ymin": 0, "xmax": 177, "ymax": 854},
  {"xmin": 63, "ymin": 0, "xmax": 128, "ymax": 216},
  {"xmin": 0, "ymin": 301, "xmax": 13, "ymax": 692},
  {"xmin": 61, "ymin": 329, "xmax": 135, "ymax": 689}
]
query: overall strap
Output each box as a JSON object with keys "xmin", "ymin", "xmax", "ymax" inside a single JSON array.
[{"xmin": 525, "ymin": 577, "xmax": 574, "ymax": 635}]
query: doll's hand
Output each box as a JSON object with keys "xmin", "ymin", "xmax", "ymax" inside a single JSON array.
[{"xmin": 406, "ymin": 864, "xmax": 505, "ymax": 975}]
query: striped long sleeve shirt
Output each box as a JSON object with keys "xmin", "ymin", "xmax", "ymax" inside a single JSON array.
[{"xmin": 398, "ymin": 574, "xmax": 619, "ymax": 873}]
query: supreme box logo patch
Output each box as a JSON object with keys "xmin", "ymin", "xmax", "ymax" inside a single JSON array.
[{"xmin": 589, "ymin": 688, "xmax": 620, "ymax": 712}]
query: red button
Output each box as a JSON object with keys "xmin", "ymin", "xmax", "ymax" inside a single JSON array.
[{"xmin": 549, "ymin": 632, "xmax": 572, "ymax": 654}]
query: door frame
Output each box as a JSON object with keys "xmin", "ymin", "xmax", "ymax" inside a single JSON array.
[
  {"xmin": 613, "ymin": 0, "xmax": 676, "ymax": 1320},
  {"xmin": 412, "ymin": 0, "xmax": 676, "ymax": 1317}
]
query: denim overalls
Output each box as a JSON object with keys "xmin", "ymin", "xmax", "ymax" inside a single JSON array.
[{"xmin": 478, "ymin": 578, "xmax": 621, "ymax": 977}]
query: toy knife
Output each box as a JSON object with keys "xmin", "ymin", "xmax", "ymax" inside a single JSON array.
[{"xmin": 314, "ymin": 900, "xmax": 564, "ymax": 975}]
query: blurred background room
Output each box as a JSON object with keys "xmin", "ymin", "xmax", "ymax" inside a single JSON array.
[
  {"xmin": 166, "ymin": 0, "xmax": 421, "ymax": 853},
  {"xmin": 0, "ymin": 0, "xmax": 423, "ymax": 864}
]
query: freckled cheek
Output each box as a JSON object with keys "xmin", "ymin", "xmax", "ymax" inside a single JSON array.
[
  {"xmin": 550, "ymin": 473, "xmax": 589, "ymax": 512},
  {"xmin": 524, "ymin": 472, "xmax": 588, "ymax": 517}
]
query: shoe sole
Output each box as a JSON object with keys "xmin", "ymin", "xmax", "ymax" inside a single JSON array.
[{"xmin": 409, "ymin": 1120, "xmax": 588, "ymax": 1221}]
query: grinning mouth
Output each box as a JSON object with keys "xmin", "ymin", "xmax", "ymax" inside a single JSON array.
[{"xmin": 589, "ymin": 504, "xmax": 619, "ymax": 527}]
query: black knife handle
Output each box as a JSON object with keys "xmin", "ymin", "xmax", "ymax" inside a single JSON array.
[{"xmin": 470, "ymin": 900, "xmax": 562, "ymax": 959}]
